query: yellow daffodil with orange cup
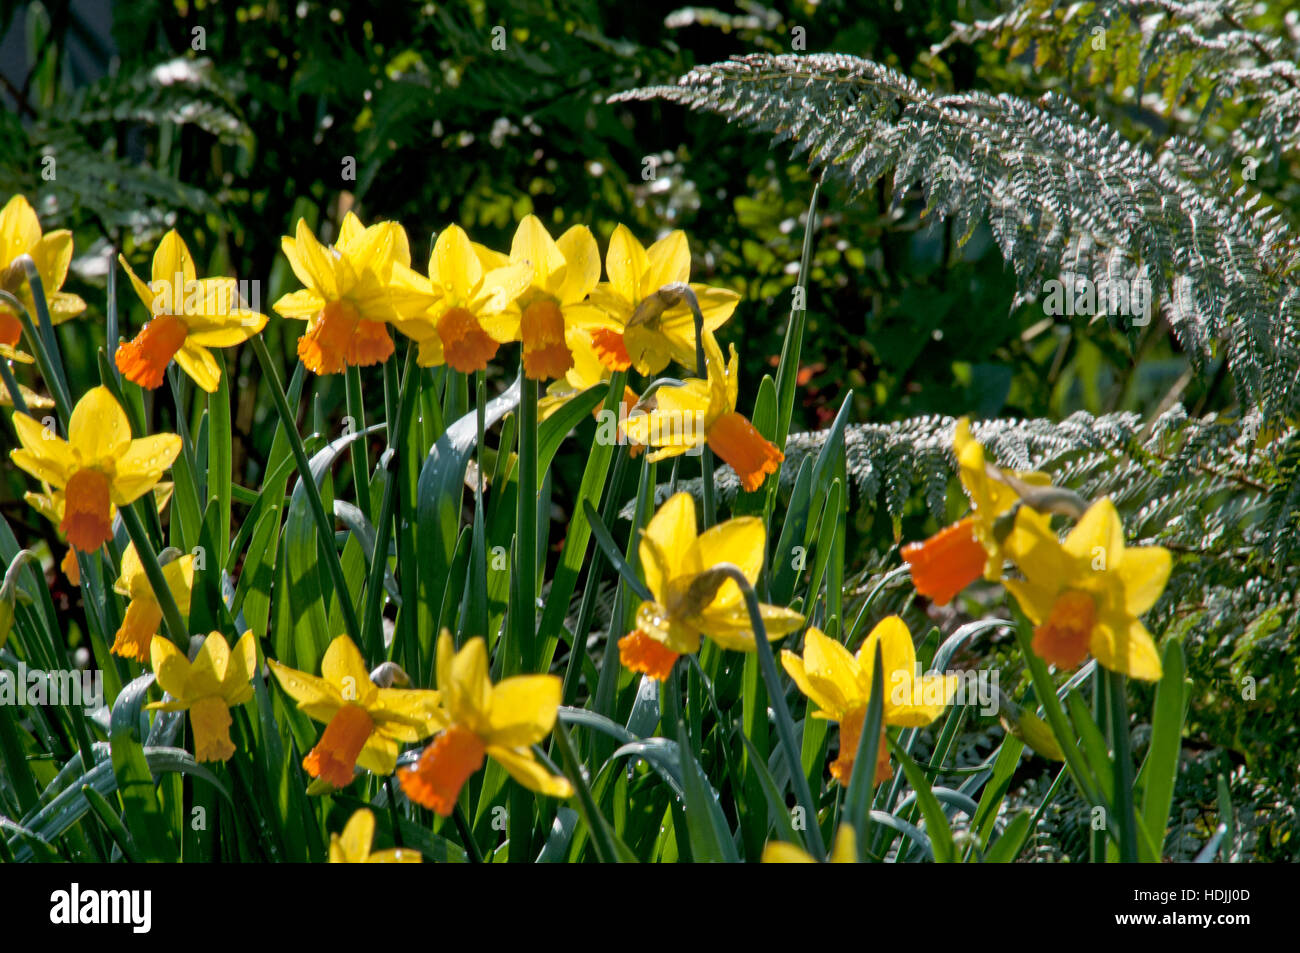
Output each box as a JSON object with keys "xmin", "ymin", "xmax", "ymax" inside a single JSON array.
[
  {"xmin": 9, "ymin": 386, "xmax": 181, "ymax": 555},
  {"xmin": 1002, "ymin": 497, "xmax": 1171, "ymax": 680},
  {"xmin": 616, "ymin": 491, "xmax": 804, "ymax": 680},
  {"xmin": 578, "ymin": 224, "xmax": 739, "ymax": 376},
  {"xmin": 112, "ymin": 542, "xmax": 194, "ymax": 661},
  {"xmin": 622, "ymin": 330, "xmax": 784, "ymax": 492},
  {"xmin": 147, "ymin": 630, "xmax": 257, "ymax": 763},
  {"xmin": 782, "ymin": 620, "xmax": 960, "ymax": 786},
  {"xmin": 116, "ymin": 230, "xmax": 268, "ymax": 391},
  {"xmin": 272, "ymin": 213, "xmax": 432, "ymax": 374},
  {"xmin": 268, "ymin": 635, "xmax": 444, "ymax": 787},
  {"xmin": 399, "ymin": 632, "xmax": 572, "ymax": 816},
  {"xmin": 392, "ymin": 224, "xmax": 532, "ymax": 373},
  {"xmin": 0, "ymin": 194, "xmax": 86, "ymax": 351},
  {"xmin": 901, "ymin": 417, "xmax": 1050, "ymax": 605}
]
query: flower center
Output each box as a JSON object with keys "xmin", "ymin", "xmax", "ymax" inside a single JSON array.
[
  {"xmin": 398, "ymin": 724, "xmax": 487, "ymax": 816},
  {"xmin": 900, "ymin": 516, "xmax": 988, "ymax": 606},
  {"xmin": 828, "ymin": 709, "xmax": 892, "ymax": 786},
  {"xmin": 707, "ymin": 411, "xmax": 784, "ymax": 492},
  {"xmin": 590, "ymin": 328, "xmax": 632, "ymax": 372},
  {"xmin": 437, "ymin": 307, "xmax": 498, "ymax": 373},
  {"xmin": 520, "ymin": 299, "xmax": 572, "ymax": 380},
  {"xmin": 297, "ymin": 299, "xmax": 392, "ymax": 374},
  {"xmin": 60, "ymin": 468, "xmax": 114, "ymax": 553},
  {"xmin": 303, "ymin": 704, "xmax": 375, "ymax": 787},
  {"xmin": 1032, "ymin": 589, "xmax": 1096, "ymax": 670},
  {"xmin": 111, "ymin": 595, "xmax": 164, "ymax": 662},
  {"xmin": 617, "ymin": 629, "xmax": 681, "ymax": 681},
  {"xmin": 190, "ymin": 696, "xmax": 236, "ymax": 763},
  {"xmin": 0, "ymin": 308, "xmax": 22, "ymax": 348},
  {"xmin": 115, "ymin": 313, "xmax": 189, "ymax": 389}
]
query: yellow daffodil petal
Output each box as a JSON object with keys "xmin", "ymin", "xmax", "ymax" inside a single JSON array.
[
  {"xmin": 442, "ymin": 634, "xmax": 493, "ymax": 727},
  {"xmin": 484, "ymin": 674, "xmax": 561, "ymax": 747},
  {"xmin": 1116, "ymin": 545, "xmax": 1173, "ymax": 616},
  {"xmin": 761, "ymin": 841, "xmax": 818, "ymax": 863},
  {"xmin": 151, "ymin": 230, "xmax": 197, "ymax": 290},
  {"xmin": 487, "ymin": 745, "xmax": 573, "ymax": 799},
  {"xmin": 371, "ymin": 687, "xmax": 446, "ymax": 737},
  {"xmin": 356, "ymin": 732, "xmax": 400, "ymax": 776},
  {"xmin": 639, "ymin": 492, "xmax": 696, "ymax": 593},
  {"xmin": 68, "ymin": 386, "xmax": 132, "ymax": 461},
  {"xmin": 605, "ymin": 225, "xmax": 649, "ymax": 305},
  {"xmin": 272, "ymin": 288, "xmax": 325, "ymax": 319},
  {"xmin": 1091, "ymin": 615, "xmax": 1163, "ymax": 681},
  {"xmin": 1063, "ymin": 497, "xmax": 1127, "ymax": 566},
  {"xmin": 150, "ymin": 635, "xmax": 191, "ymax": 701},
  {"xmin": 889, "ymin": 674, "xmax": 962, "ymax": 727},
  {"xmin": 320, "ymin": 635, "xmax": 378, "ymax": 706},
  {"xmin": 111, "ymin": 434, "xmax": 182, "ymax": 505},
  {"xmin": 267, "ymin": 658, "xmax": 342, "ymax": 723},
  {"xmin": 336, "ymin": 808, "xmax": 375, "ymax": 862},
  {"xmin": 858, "ymin": 616, "xmax": 917, "ymax": 697},
  {"xmin": 642, "ymin": 230, "xmax": 691, "ymax": 294},
  {"xmin": 801, "ymin": 627, "xmax": 863, "ymax": 713},
  {"xmin": 829, "ymin": 825, "xmax": 858, "ymax": 862},
  {"xmin": 1005, "ymin": 506, "xmax": 1077, "ymax": 590},
  {"xmin": 11, "ymin": 413, "xmax": 75, "ymax": 487},
  {"xmin": 188, "ymin": 631, "xmax": 232, "ymax": 698},
  {"xmin": 173, "ymin": 342, "xmax": 222, "ymax": 392},
  {"xmin": 511, "ymin": 215, "xmax": 564, "ymax": 288},
  {"xmin": 554, "ymin": 225, "xmax": 601, "ymax": 304},
  {"xmin": 686, "ymin": 515, "xmax": 765, "ymax": 601},
  {"xmin": 431, "ymin": 225, "xmax": 482, "ymax": 304}
]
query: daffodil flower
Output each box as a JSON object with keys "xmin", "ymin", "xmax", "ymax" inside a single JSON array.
[
  {"xmin": 0, "ymin": 194, "xmax": 86, "ymax": 352},
  {"xmin": 782, "ymin": 620, "xmax": 960, "ymax": 786},
  {"xmin": 147, "ymin": 631, "xmax": 257, "ymax": 762},
  {"xmin": 116, "ymin": 231, "xmax": 268, "ymax": 391},
  {"xmin": 616, "ymin": 492, "xmax": 804, "ymax": 680},
  {"xmin": 1002, "ymin": 497, "xmax": 1171, "ymax": 680},
  {"xmin": 901, "ymin": 417, "xmax": 1050, "ymax": 605},
  {"xmin": 622, "ymin": 330, "xmax": 784, "ymax": 492},
  {"xmin": 580, "ymin": 225, "xmax": 739, "ymax": 376},
  {"xmin": 9, "ymin": 386, "xmax": 181, "ymax": 554},
  {"xmin": 111, "ymin": 543, "xmax": 193, "ymax": 662},
  {"xmin": 268, "ymin": 635, "xmax": 443, "ymax": 787},
  {"xmin": 399, "ymin": 632, "xmax": 572, "ymax": 816},
  {"xmin": 394, "ymin": 225, "xmax": 531, "ymax": 373},
  {"xmin": 762, "ymin": 826, "xmax": 858, "ymax": 863},
  {"xmin": 273, "ymin": 213, "xmax": 431, "ymax": 375},
  {"xmin": 538, "ymin": 329, "xmax": 646, "ymax": 457},
  {"xmin": 329, "ymin": 809, "xmax": 421, "ymax": 863},
  {"xmin": 499, "ymin": 215, "xmax": 605, "ymax": 381}
]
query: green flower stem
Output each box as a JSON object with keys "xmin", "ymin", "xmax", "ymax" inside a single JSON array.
[
  {"xmin": 345, "ymin": 365, "xmax": 370, "ymax": 518},
  {"xmin": 250, "ymin": 335, "xmax": 362, "ymax": 647},
  {"xmin": 1108, "ymin": 669, "xmax": 1139, "ymax": 863},
  {"xmin": 0, "ymin": 357, "xmax": 29, "ymax": 416},
  {"xmin": 17, "ymin": 258, "xmax": 73, "ymax": 408},
  {"xmin": 361, "ymin": 349, "xmax": 414, "ymax": 660},
  {"xmin": 0, "ymin": 289, "xmax": 71, "ymax": 424},
  {"xmin": 1011, "ymin": 620, "xmax": 1103, "ymax": 808},
  {"xmin": 713, "ymin": 562, "xmax": 826, "ymax": 860},
  {"xmin": 513, "ymin": 370, "xmax": 539, "ymax": 673},
  {"xmin": 681, "ymin": 285, "xmax": 716, "ymax": 528},
  {"xmin": 119, "ymin": 501, "xmax": 189, "ymax": 649}
]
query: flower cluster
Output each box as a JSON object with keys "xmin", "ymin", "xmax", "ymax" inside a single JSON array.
[{"xmin": 0, "ymin": 192, "xmax": 1176, "ymax": 864}]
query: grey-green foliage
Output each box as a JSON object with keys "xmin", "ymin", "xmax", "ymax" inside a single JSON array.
[
  {"xmin": 611, "ymin": 51, "xmax": 1300, "ymax": 424},
  {"xmin": 940, "ymin": 0, "xmax": 1300, "ymax": 161},
  {"xmin": 3, "ymin": 56, "xmax": 249, "ymax": 232}
]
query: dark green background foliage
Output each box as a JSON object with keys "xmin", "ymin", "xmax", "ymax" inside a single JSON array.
[{"xmin": 2, "ymin": 0, "xmax": 1296, "ymax": 858}]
